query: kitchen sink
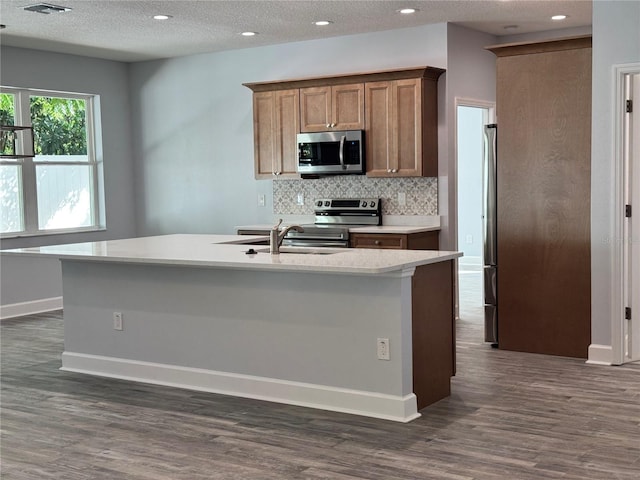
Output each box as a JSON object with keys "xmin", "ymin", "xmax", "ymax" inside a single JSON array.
[{"xmin": 252, "ymin": 247, "xmax": 339, "ymax": 255}]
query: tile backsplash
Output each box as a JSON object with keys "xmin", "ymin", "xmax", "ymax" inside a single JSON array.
[{"xmin": 273, "ymin": 176, "xmax": 437, "ymax": 216}]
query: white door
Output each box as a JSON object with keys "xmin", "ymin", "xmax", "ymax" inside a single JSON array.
[{"xmin": 624, "ymin": 73, "xmax": 640, "ymax": 362}]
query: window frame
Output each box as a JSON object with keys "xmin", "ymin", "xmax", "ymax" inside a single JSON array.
[{"xmin": 0, "ymin": 86, "xmax": 104, "ymax": 238}]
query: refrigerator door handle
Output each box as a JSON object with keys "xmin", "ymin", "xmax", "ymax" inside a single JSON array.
[
  {"xmin": 484, "ymin": 266, "xmax": 497, "ymax": 305},
  {"xmin": 483, "ymin": 124, "xmax": 498, "ymax": 266},
  {"xmin": 484, "ymin": 305, "xmax": 498, "ymax": 344}
]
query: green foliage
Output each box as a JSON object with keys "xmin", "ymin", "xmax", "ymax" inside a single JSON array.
[
  {"xmin": 1, "ymin": 93, "xmax": 16, "ymax": 154},
  {"xmin": 1, "ymin": 93, "xmax": 87, "ymax": 156},
  {"xmin": 0, "ymin": 93, "xmax": 15, "ymax": 125},
  {"xmin": 30, "ymin": 96, "xmax": 87, "ymax": 155}
]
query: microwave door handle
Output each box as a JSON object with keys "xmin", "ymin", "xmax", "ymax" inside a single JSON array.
[{"xmin": 339, "ymin": 135, "xmax": 346, "ymax": 169}]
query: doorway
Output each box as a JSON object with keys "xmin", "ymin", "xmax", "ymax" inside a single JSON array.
[{"xmin": 456, "ymin": 101, "xmax": 494, "ymax": 324}]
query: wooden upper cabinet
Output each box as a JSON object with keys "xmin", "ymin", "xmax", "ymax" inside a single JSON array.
[
  {"xmin": 300, "ymin": 83, "xmax": 364, "ymax": 132},
  {"xmin": 366, "ymin": 78, "xmax": 436, "ymax": 177},
  {"xmin": 244, "ymin": 66, "xmax": 444, "ymax": 179},
  {"xmin": 252, "ymin": 89, "xmax": 300, "ymax": 179}
]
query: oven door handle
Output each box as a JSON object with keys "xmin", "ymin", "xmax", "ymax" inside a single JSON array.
[{"xmin": 339, "ymin": 135, "xmax": 346, "ymax": 170}]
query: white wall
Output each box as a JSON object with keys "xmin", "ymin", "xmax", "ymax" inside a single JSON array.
[
  {"xmin": 442, "ymin": 24, "xmax": 498, "ymax": 251},
  {"xmin": 0, "ymin": 47, "xmax": 136, "ymax": 310},
  {"xmin": 129, "ymin": 24, "xmax": 448, "ymax": 237},
  {"xmin": 591, "ymin": 1, "xmax": 640, "ymax": 349}
]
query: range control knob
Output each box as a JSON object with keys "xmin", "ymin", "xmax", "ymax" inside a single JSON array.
[
  {"xmin": 324, "ymin": 201, "xmax": 330, "ymax": 207},
  {"xmin": 361, "ymin": 201, "xmax": 367, "ymax": 208},
  {"xmin": 370, "ymin": 201, "xmax": 376, "ymax": 208},
  {"xmin": 316, "ymin": 200, "xmax": 323, "ymax": 207}
]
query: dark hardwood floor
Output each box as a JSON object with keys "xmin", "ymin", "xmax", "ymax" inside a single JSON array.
[{"xmin": 1, "ymin": 308, "xmax": 639, "ymax": 479}]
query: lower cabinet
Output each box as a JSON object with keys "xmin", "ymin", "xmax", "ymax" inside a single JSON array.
[{"xmin": 350, "ymin": 231, "xmax": 439, "ymax": 250}]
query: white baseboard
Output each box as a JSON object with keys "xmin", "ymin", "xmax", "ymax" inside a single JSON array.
[
  {"xmin": 586, "ymin": 344, "xmax": 613, "ymax": 365},
  {"xmin": 61, "ymin": 351, "xmax": 420, "ymax": 423},
  {"xmin": 0, "ymin": 297, "xmax": 63, "ymax": 320}
]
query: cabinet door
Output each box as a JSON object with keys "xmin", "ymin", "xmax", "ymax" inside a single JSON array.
[
  {"xmin": 300, "ymin": 84, "xmax": 364, "ymax": 132},
  {"xmin": 274, "ymin": 89, "xmax": 300, "ymax": 176},
  {"xmin": 253, "ymin": 91, "xmax": 276, "ymax": 178},
  {"xmin": 252, "ymin": 89, "xmax": 299, "ymax": 179},
  {"xmin": 300, "ymin": 86, "xmax": 331, "ymax": 132},
  {"xmin": 364, "ymin": 81, "xmax": 394, "ymax": 176},
  {"xmin": 393, "ymin": 78, "xmax": 422, "ymax": 176},
  {"xmin": 332, "ymin": 84, "xmax": 364, "ymax": 130},
  {"xmin": 366, "ymin": 79, "xmax": 422, "ymax": 177}
]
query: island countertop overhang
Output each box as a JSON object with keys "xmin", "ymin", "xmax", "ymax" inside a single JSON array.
[{"xmin": 1, "ymin": 234, "xmax": 462, "ymax": 275}]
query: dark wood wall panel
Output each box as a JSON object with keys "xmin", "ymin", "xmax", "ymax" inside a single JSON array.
[{"xmin": 491, "ymin": 39, "xmax": 592, "ymax": 358}]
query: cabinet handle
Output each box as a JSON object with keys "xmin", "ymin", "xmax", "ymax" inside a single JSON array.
[
  {"xmin": 387, "ymin": 169, "xmax": 392, "ymax": 173},
  {"xmin": 326, "ymin": 124, "xmax": 331, "ymax": 128},
  {"xmin": 392, "ymin": 169, "xmax": 397, "ymax": 173},
  {"xmin": 374, "ymin": 240, "xmax": 381, "ymax": 246},
  {"xmin": 331, "ymin": 123, "xmax": 336, "ymax": 128}
]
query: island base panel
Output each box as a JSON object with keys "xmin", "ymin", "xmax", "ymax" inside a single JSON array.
[{"xmin": 412, "ymin": 260, "xmax": 455, "ymax": 410}]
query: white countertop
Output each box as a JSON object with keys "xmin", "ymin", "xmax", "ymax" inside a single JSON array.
[{"xmin": 1, "ymin": 234, "xmax": 461, "ymax": 276}]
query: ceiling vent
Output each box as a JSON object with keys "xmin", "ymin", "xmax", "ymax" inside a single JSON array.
[{"xmin": 23, "ymin": 3, "xmax": 71, "ymax": 14}]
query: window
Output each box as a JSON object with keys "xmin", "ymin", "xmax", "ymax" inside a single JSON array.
[{"xmin": 0, "ymin": 87, "xmax": 103, "ymax": 236}]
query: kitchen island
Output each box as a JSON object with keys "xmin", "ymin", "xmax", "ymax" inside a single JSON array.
[{"xmin": 2, "ymin": 234, "xmax": 461, "ymax": 422}]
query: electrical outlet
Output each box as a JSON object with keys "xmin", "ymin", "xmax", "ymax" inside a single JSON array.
[
  {"xmin": 296, "ymin": 193, "xmax": 304, "ymax": 206},
  {"xmin": 397, "ymin": 192, "xmax": 406, "ymax": 206},
  {"xmin": 258, "ymin": 194, "xmax": 266, "ymax": 207},
  {"xmin": 113, "ymin": 312, "xmax": 123, "ymax": 331},
  {"xmin": 377, "ymin": 338, "xmax": 390, "ymax": 360},
  {"xmin": 466, "ymin": 234, "xmax": 473, "ymax": 244}
]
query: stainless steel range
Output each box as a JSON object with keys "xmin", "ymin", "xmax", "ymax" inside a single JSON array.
[{"xmin": 283, "ymin": 198, "xmax": 381, "ymax": 248}]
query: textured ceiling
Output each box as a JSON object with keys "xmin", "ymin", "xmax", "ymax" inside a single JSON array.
[{"xmin": 0, "ymin": 0, "xmax": 592, "ymax": 62}]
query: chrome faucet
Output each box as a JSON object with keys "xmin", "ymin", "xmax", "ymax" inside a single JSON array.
[{"xmin": 270, "ymin": 219, "xmax": 304, "ymax": 254}]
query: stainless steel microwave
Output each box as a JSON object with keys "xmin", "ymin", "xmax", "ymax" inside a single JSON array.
[{"xmin": 297, "ymin": 130, "xmax": 365, "ymax": 176}]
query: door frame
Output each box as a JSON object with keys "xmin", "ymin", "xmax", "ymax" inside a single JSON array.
[
  {"xmin": 454, "ymin": 98, "xmax": 495, "ymax": 320},
  {"xmin": 611, "ymin": 63, "xmax": 640, "ymax": 364},
  {"xmin": 453, "ymin": 97, "xmax": 496, "ymax": 254}
]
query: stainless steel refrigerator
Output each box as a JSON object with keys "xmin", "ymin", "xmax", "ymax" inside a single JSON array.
[{"xmin": 483, "ymin": 124, "xmax": 498, "ymax": 346}]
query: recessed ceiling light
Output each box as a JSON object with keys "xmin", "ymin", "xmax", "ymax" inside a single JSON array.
[
  {"xmin": 398, "ymin": 8, "xmax": 418, "ymax": 14},
  {"xmin": 551, "ymin": 15, "xmax": 568, "ymax": 21},
  {"xmin": 241, "ymin": 31, "xmax": 258, "ymax": 37},
  {"xmin": 504, "ymin": 25, "xmax": 519, "ymax": 31},
  {"xmin": 153, "ymin": 14, "xmax": 172, "ymax": 20},
  {"xmin": 314, "ymin": 20, "xmax": 333, "ymax": 26}
]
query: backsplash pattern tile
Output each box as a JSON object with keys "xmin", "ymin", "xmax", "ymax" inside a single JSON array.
[{"xmin": 273, "ymin": 177, "xmax": 437, "ymax": 215}]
